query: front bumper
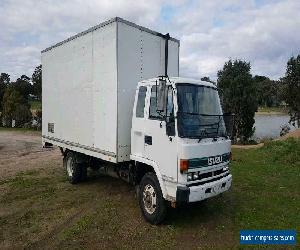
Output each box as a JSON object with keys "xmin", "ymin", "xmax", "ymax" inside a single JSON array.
[{"xmin": 176, "ymin": 174, "xmax": 232, "ymax": 203}]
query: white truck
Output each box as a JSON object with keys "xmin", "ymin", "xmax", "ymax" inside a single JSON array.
[{"xmin": 42, "ymin": 17, "xmax": 233, "ymax": 224}]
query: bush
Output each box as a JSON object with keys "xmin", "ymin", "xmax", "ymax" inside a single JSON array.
[
  {"xmin": 32, "ymin": 109, "xmax": 42, "ymax": 130},
  {"xmin": 218, "ymin": 59, "xmax": 257, "ymax": 143},
  {"xmin": 282, "ymin": 55, "xmax": 300, "ymax": 128},
  {"xmin": 2, "ymin": 87, "xmax": 32, "ymax": 127}
]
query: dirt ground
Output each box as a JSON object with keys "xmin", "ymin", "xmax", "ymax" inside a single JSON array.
[
  {"xmin": 0, "ymin": 130, "xmax": 61, "ymax": 179},
  {"xmin": 279, "ymin": 128, "xmax": 300, "ymax": 140}
]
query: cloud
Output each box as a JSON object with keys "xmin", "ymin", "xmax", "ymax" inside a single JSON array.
[
  {"xmin": 174, "ymin": 0, "xmax": 300, "ymax": 79},
  {"xmin": 1, "ymin": 0, "xmax": 180, "ymax": 79},
  {"xmin": 0, "ymin": 0, "xmax": 299, "ymax": 80}
]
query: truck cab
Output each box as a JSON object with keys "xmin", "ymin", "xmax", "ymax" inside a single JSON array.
[{"xmin": 131, "ymin": 76, "xmax": 233, "ymax": 223}]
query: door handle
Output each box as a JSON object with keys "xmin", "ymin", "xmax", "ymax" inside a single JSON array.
[{"xmin": 144, "ymin": 135, "xmax": 152, "ymax": 145}]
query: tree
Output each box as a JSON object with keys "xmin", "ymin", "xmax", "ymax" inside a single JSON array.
[
  {"xmin": 2, "ymin": 87, "xmax": 32, "ymax": 127},
  {"xmin": 201, "ymin": 76, "xmax": 216, "ymax": 85},
  {"xmin": 0, "ymin": 73, "xmax": 10, "ymax": 112},
  {"xmin": 253, "ymin": 75, "xmax": 281, "ymax": 107},
  {"xmin": 217, "ymin": 59, "xmax": 257, "ymax": 143},
  {"xmin": 282, "ymin": 55, "xmax": 300, "ymax": 127},
  {"xmin": 0, "ymin": 73, "xmax": 10, "ymax": 85},
  {"xmin": 11, "ymin": 75, "xmax": 32, "ymax": 99},
  {"xmin": 32, "ymin": 65, "xmax": 42, "ymax": 100}
]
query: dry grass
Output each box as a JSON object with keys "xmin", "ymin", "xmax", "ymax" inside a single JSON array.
[{"xmin": 0, "ymin": 130, "xmax": 299, "ymax": 249}]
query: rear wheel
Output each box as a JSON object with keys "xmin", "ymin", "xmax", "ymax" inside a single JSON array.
[
  {"xmin": 90, "ymin": 165, "xmax": 100, "ymax": 171},
  {"xmin": 80, "ymin": 164, "xmax": 87, "ymax": 181},
  {"xmin": 64, "ymin": 151, "xmax": 83, "ymax": 184},
  {"xmin": 139, "ymin": 172, "xmax": 167, "ymax": 224}
]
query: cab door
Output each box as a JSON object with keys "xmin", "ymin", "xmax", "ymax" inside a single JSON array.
[
  {"xmin": 131, "ymin": 86, "xmax": 147, "ymax": 157},
  {"xmin": 143, "ymin": 85, "xmax": 178, "ymax": 182}
]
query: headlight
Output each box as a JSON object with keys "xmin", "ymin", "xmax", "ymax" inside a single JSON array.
[
  {"xmin": 223, "ymin": 166, "xmax": 229, "ymax": 172},
  {"xmin": 187, "ymin": 173, "xmax": 193, "ymax": 181},
  {"xmin": 192, "ymin": 172, "xmax": 199, "ymax": 180}
]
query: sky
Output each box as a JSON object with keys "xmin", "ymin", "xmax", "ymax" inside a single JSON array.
[{"xmin": 0, "ymin": 0, "xmax": 299, "ymax": 81}]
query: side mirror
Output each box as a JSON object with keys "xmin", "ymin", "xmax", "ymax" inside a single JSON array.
[
  {"xmin": 223, "ymin": 112, "xmax": 235, "ymax": 139},
  {"xmin": 166, "ymin": 116, "xmax": 175, "ymax": 136},
  {"xmin": 157, "ymin": 79, "xmax": 167, "ymax": 112}
]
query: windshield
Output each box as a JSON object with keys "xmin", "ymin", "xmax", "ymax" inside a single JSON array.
[{"xmin": 177, "ymin": 83, "xmax": 227, "ymax": 139}]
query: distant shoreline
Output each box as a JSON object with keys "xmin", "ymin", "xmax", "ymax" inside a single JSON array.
[
  {"xmin": 255, "ymin": 111, "xmax": 287, "ymax": 115},
  {"xmin": 256, "ymin": 107, "xmax": 288, "ymax": 115}
]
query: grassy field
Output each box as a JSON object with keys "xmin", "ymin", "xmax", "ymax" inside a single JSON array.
[
  {"xmin": 0, "ymin": 127, "xmax": 40, "ymax": 132},
  {"xmin": 256, "ymin": 106, "xmax": 288, "ymax": 114},
  {"xmin": 0, "ymin": 139, "xmax": 299, "ymax": 249}
]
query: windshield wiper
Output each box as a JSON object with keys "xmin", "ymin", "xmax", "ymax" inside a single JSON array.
[{"xmin": 178, "ymin": 114, "xmax": 225, "ymax": 140}]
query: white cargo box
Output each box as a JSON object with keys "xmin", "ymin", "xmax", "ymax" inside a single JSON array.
[{"xmin": 42, "ymin": 17, "xmax": 179, "ymax": 163}]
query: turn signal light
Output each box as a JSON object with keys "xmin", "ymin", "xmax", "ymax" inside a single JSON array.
[{"xmin": 180, "ymin": 159, "xmax": 189, "ymax": 173}]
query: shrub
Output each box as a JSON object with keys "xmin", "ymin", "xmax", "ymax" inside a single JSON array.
[{"xmin": 2, "ymin": 87, "xmax": 32, "ymax": 127}]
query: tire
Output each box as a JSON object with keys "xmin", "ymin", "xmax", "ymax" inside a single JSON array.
[
  {"xmin": 80, "ymin": 164, "xmax": 87, "ymax": 181},
  {"xmin": 139, "ymin": 172, "xmax": 167, "ymax": 224},
  {"xmin": 90, "ymin": 165, "xmax": 100, "ymax": 171},
  {"xmin": 63, "ymin": 151, "xmax": 82, "ymax": 184}
]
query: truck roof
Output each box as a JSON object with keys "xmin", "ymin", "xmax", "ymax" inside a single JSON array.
[
  {"xmin": 139, "ymin": 77, "xmax": 217, "ymax": 88},
  {"xmin": 41, "ymin": 17, "xmax": 180, "ymax": 53}
]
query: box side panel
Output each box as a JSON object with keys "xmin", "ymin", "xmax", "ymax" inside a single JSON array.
[
  {"xmin": 42, "ymin": 32, "xmax": 94, "ymax": 146},
  {"xmin": 141, "ymin": 32, "xmax": 179, "ymax": 79},
  {"xmin": 116, "ymin": 22, "xmax": 142, "ymax": 162},
  {"xmin": 140, "ymin": 31, "xmax": 164, "ymax": 79},
  {"xmin": 167, "ymin": 40, "xmax": 180, "ymax": 77},
  {"xmin": 92, "ymin": 22, "xmax": 118, "ymax": 155},
  {"xmin": 117, "ymin": 22, "xmax": 179, "ymax": 162},
  {"xmin": 42, "ymin": 22, "xmax": 117, "ymax": 158}
]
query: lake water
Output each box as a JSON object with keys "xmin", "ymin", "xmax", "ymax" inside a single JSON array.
[{"xmin": 253, "ymin": 114, "xmax": 297, "ymax": 140}]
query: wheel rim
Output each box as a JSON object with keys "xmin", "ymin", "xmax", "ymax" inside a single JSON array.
[
  {"xmin": 143, "ymin": 184, "xmax": 157, "ymax": 214},
  {"xmin": 66, "ymin": 157, "xmax": 74, "ymax": 177}
]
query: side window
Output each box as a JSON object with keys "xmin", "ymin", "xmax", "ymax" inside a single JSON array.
[
  {"xmin": 136, "ymin": 86, "xmax": 147, "ymax": 118},
  {"xmin": 149, "ymin": 86, "xmax": 164, "ymax": 120},
  {"xmin": 166, "ymin": 87, "xmax": 175, "ymax": 136}
]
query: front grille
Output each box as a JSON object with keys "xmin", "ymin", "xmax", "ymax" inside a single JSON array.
[
  {"xmin": 198, "ymin": 168, "xmax": 226, "ymax": 180},
  {"xmin": 187, "ymin": 173, "xmax": 230, "ymax": 187},
  {"xmin": 199, "ymin": 172, "xmax": 213, "ymax": 179},
  {"xmin": 214, "ymin": 168, "xmax": 224, "ymax": 176}
]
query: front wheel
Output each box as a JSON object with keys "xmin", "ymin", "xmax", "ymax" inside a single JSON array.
[{"xmin": 139, "ymin": 172, "xmax": 167, "ymax": 224}]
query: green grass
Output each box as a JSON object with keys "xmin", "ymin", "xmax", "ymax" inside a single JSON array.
[
  {"xmin": 257, "ymin": 106, "xmax": 288, "ymax": 114},
  {"xmin": 0, "ymin": 127, "xmax": 40, "ymax": 132},
  {"xmin": 29, "ymin": 100, "xmax": 42, "ymax": 110},
  {"xmin": 231, "ymin": 138, "xmax": 300, "ymax": 233},
  {"xmin": 0, "ymin": 139, "xmax": 299, "ymax": 249},
  {"xmin": 60, "ymin": 215, "xmax": 94, "ymax": 240}
]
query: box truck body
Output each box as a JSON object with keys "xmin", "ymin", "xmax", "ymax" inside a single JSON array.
[
  {"xmin": 42, "ymin": 17, "xmax": 179, "ymax": 163},
  {"xmin": 42, "ymin": 17, "xmax": 233, "ymax": 225}
]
